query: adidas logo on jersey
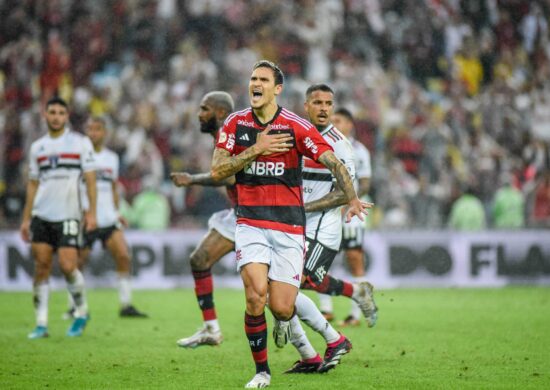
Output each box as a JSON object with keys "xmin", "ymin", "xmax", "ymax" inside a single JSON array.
[{"xmin": 239, "ymin": 133, "xmax": 250, "ymax": 141}]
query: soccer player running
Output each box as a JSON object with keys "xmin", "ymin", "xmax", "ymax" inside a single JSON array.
[
  {"xmin": 170, "ymin": 91, "xmax": 236, "ymax": 348},
  {"xmin": 67, "ymin": 116, "xmax": 147, "ymax": 318},
  {"xmin": 285, "ymin": 84, "xmax": 376, "ymax": 374},
  {"xmin": 320, "ymin": 108, "xmax": 376, "ymax": 326},
  {"xmin": 211, "ymin": 60, "xmax": 368, "ymax": 388},
  {"xmin": 20, "ymin": 97, "xmax": 96, "ymax": 338}
]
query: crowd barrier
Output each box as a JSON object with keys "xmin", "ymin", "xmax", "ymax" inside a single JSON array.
[{"xmin": 1, "ymin": 229, "xmax": 549, "ymax": 291}]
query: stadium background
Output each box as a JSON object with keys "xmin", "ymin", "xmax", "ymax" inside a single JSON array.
[
  {"xmin": 0, "ymin": 1, "xmax": 549, "ymax": 389},
  {"xmin": 1, "ymin": 0, "xmax": 549, "ymax": 289}
]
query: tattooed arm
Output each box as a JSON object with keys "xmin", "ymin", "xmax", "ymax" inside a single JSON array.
[
  {"xmin": 304, "ymin": 188, "xmax": 347, "ymax": 213},
  {"xmin": 211, "ymin": 126, "xmax": 293, "ymax": 181},
  {"xmin": 318, "ymin": 151, "xmax": 357, "ymax": 202},
  {"xmin": 318, "ymin": 150, "xmax": 372, "ymax": 221},
  {"xmin": 171, "ymin": 171, "xmax": 236, "ymax": 187}
]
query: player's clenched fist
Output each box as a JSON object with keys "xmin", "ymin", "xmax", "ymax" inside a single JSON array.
[{"xmin": 170, "ymin": 172, "xmax": 193, "ymax": 187}]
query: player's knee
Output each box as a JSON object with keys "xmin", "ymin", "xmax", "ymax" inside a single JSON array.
[
  {"xmin": 270, "ymin": 304, "xmax": 294, "ymax": 321},
  {"xmin": 190, "ymin": 247, "xmax": 210, "ymax": 270},
  {"xmin": 245, "ymin": 290, "xmax": 266, "ymax": 315}
]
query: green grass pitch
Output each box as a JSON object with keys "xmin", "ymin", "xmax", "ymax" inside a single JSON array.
[{"xmin": 0, "ymin": 287, "xmax": 549, "ymax": 389}]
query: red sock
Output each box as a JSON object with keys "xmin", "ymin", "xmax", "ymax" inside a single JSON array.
[{"xmin": 192, "ymin": 269, "xmax": 217, "ymax": 321}]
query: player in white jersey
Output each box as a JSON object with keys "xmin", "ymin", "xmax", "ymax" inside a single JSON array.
[
  {"xmin": 66, "ymin": 116, "xmax": 147, "ymax": 318},
  {"xmin": 20, "ymin": 97, "xmax": 97, "ymax": 339},
  {"xmin": 325, "ymin": 107, "xmax": 375, "ymax": 326},
  {"xmin": 283, "ymin": 84, "xmax": 377, "ymax": 374}
]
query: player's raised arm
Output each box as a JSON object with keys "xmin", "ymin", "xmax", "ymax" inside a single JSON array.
[
  {"xmin": 318, "ymin": 150, "xmax": 372, "ymax": 222},
  {"xmin": 210, "ymin": 126, "xmax": 292, "ymax": 181}
]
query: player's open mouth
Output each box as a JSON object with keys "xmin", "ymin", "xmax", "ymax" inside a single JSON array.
[{"xmin": 251, "ymin": 90, "xmax": 263, "ymax": 103}]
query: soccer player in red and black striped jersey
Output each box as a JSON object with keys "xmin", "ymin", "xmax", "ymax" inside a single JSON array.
[
  {"xmin": 170, "ymin": 91, "xmax": 237, "ymax": 348},
  {"xmin": 211, "ymin": 60, "xmax": 368, "ymax": 388}
]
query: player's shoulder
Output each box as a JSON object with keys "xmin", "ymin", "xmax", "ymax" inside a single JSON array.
[
  {"xmin": 66, "ymin": 130, "xmax": 92, "ymax": 146},
  {"xmin": 353, "ymin": 139, "xmax": 371, "ymax": 157},
  {"xmin": 279, "ymin": 108, "xmax": 314, "ymax": 131},
  {"xmin": 325, "ymin": 126, "xmax": 353, "ymax": 153},
  {"xmin": 101, "ymin": 147, "xmax": 118, "ymax": 159},
  {"xmin": 223, "ymin": 107, "xmax": 252, "ymax": 126}
]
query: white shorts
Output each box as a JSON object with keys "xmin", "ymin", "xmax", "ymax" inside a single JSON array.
[
  {"xmin": 235, "ymin": 224, "xmax": 304, "ymax": 288},
  {"xmin": 207, "ymin": 208, "xmax": 237, "ymax": 242}
]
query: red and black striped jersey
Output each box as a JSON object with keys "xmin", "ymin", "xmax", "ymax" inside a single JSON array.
[{"xmin": 216, "ymin": 106, "xmax": 333, "ymax": 234}]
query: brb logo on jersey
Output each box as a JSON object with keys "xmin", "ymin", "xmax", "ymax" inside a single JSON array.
[
  {"xmin": 244, "ymin": 161, "xmax": 285, "ymax": 176},
  {"xmin": 304, "ymin": 137, "xmax": 318, "ymax": 154}
]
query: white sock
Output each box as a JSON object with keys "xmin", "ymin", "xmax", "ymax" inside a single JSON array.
[
  {"xmin": 66, "ymin": 269, "xmax": 88, "ymax": 317},
  {"xmin": 296, "ymin": 292, "xmax": 339, "ymax": 344},
  {"xmin": 33, "ymin": 282, "xmax": 49, "ymax": 327},
  {"xmin": 67, "ymin": 291, "xmax": 75, "ymax": 310},
  {"xmin": 317, "ymin": 293, "xmax": 333, "ymax": 313},
  {"xmin": 118, "ymin": 273, "xmax": 132, "ymax": 307},
  {"xmin": 350, "ymin": 300, "xmax": 361, "ymax": 320},
  {"xmin": 289, "ymin": 315, "xmax": 317, "ymax": 360},
  {"xmin": 205, "ymin": 319, "xmax": 220, "ymax": 333}
]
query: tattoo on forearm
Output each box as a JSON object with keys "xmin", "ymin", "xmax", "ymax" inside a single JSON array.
[
  {"xmin": 212, "ymin": 147, "xmax": 260, "ymax": 180},
  {"xmin": 304, "ymin": 189, "xmax": 347, "ymax": 212},
  {"xmin": 192, "ymin": 173, "xmax": 233, "ymax": 186},
  {"xmin": 319, "ymin": 152, "xmax": 357, "ymax": 202}
]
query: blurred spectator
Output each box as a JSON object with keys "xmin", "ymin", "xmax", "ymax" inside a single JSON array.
[
  {"xmin": 130, "ymin": 176, "xmax": 170, "ymax": 230},
  {"xmin": 448, "ymin": 186, "xmax": 487, "ymax": 231},
  {"xmin": 491, "ymin": 174, "xmax": 525, "ymax": 229},
  {"xmin": 527, "ymin": 169, "xmax": 550, "ymax": 228},
  {"xmin": 2, "ymin": 0, "xmax": 550, "ymax": 230}
]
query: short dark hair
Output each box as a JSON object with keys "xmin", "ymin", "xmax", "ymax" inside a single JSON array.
[
  {"xmin": 46, "ymin": 96, "xmax": 68, "ymax": 110},
  {"xmin": 253, "ymin": 60, "xmax": 284, "ymax": 85},
  {"xmin": 334, "ymin": 108, "xmax": 354, "ymax": 122},
  {"xmin": 305, "ymin": 84, "xmax": 334, "ymax": 99}
]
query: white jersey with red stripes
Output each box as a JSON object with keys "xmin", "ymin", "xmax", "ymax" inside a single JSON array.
[
  {"xmin": 81, "ymin": 147, "xmax": 119, "ymax": 228},
  {"xmin": 303, "ymin": 124, "xmax": 355, "ymax": 250},
  {"xmin": 28, "ymin": 128, "xmax": 95, "ymax": 222}
]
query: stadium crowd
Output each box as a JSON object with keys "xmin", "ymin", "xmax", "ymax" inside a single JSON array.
[{"xmin": 1, "ymin": 0, "xmax": 550, "ymax": 230}]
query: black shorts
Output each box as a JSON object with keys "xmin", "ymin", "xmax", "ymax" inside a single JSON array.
[
  {"xmin": 30, "ymin": 217, "xmax": 80, "ymax": 250},
  {"xmin": 340, "ymin": 225, "xmax": 364, "ymax": 250},
  {"xmin": 303, "ymin": 237, "xmax": 338, "ymax": 286},
  {"xmin": 82, "ymin": 225, "xmax": 118, "ymax": 249}
]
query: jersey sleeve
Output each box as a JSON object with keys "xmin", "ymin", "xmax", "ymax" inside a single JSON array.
[
  {"xmin": 332, "ymin": 139, "xmax": 356, "ymax": 183},
  {"xmin": 81, "ymin": 137, "xmax": 96, "ymax": 173},
  {"xmin": 28, "ymin": 142, "xmax": 39, "ymax": 180},
  {"xmin": 295, "ymin": 121, "xmax": 333, "ymax": 162},
  {"xmin": 215, "ymin": 116, "xmax": 237, "ymax": 155},
  {"xmin": 354, "ymin": 143, "xmax": 372, "ymax": 179}
]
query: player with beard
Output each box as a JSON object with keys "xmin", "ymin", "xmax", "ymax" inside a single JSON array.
[
  {"xmin": 21, "ymin": 97, "xmax": 97, "ymax": 338},
  {"xmin": 211, "ymin": 61, "xmax": 369, "ymax": 388},
  {"xmin": 170, "ymin": 91, "xmax": 236, "ymax": 348}
]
